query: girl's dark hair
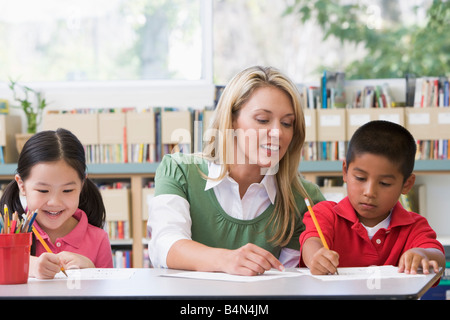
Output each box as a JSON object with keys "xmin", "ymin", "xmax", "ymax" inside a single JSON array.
[
  {"xmin": 0, "ymin": 128, "xmax": 106, "ymax": 228},
  {"xmin": 346, "ymin": 120, "xmax": 417, "ymax": 182}
]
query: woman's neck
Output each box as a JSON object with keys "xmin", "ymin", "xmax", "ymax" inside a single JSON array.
[{"xmin": 229, "ymin": 163, "xmax": 264, "ymax": 198}]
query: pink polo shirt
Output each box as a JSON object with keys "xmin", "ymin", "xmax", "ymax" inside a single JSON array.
[
  {"xmin": 299, "ymin": 197, "xmax": 444, "ymax": 267},
  {"xmin": 34, "ymin": 209, "xmax": 113, "ymax": 268}
]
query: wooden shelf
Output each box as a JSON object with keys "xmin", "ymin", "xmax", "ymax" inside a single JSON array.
[
  {"xmin": 0, "ymin": 160, "xmax": 449, "ymax": 177},
  {"xmin": 1, "ymin": 159, "xmax": 449, "ymax": 266}
]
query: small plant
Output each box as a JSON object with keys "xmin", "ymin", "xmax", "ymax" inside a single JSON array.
[{"xmin": 9, "ymin": 79, "xmax": 47, "ymax": 134}]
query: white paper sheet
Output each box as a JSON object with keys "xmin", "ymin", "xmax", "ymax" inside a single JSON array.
[
  {"xmin": 162, "ymin": 266, "xmax": 430, "ymax": 283},
  {"xmin": 29, "ymin": 268, "xmax": 135, "ymax": 281},
  {"xmin": 299, "ymin": 265, "xmax": 427, "ymax": 281},
  {"xmin": 162, "ymin": 269, "xmax": 303, "ymax": 282}
]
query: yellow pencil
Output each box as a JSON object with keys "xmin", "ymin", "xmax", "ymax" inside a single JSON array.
[
  {"xmin": 304, "ymin": 198, "xmax": 339, "ymax": 274},
  {"xmin": 32, "ymin": 226, "xmax": 68, "ymax": 277},
  {"xmin": 304, "ymin": 198, "xmax": 329, "ymax": 249}
]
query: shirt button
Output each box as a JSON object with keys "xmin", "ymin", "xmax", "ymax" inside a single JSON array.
[
  {"xmin": 56, "ymin": 242, "xmax": 62, "ymax": 247},
  {"xmin": 375, "ymin": 239, "xmax": 381, "ymax": 244}
]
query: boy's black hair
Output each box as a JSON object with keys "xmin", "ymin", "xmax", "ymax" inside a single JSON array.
[{"xmin": 346, "ymin": 120, "xmax": 416, "ymax": 181}]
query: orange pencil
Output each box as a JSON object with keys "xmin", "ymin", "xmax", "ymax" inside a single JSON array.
[{"xmin": 32, "ymin": 226, "xmax": 68, "ymax": 277}]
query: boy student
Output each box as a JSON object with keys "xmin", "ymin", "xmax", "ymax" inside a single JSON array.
[{"xmin": 300, "ymin": 120, "xmax": 445, "ymax": 275}]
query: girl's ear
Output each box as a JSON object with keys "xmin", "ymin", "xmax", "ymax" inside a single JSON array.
[
  {"xmin": 401, "ymin": 174, "xmax": 416, "ymax": 195},
  {"xmin": 14, "ymin": 174, "xmax": 26, "ymax": 196}
]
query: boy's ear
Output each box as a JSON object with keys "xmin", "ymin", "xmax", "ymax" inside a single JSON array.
[
  {"xmin": 342, "ymin": 160, "xmax": 349, "ymax": 183},
  {"xmin": 401, "ymin": 174, "xmax": 416, "ymax": 195}
]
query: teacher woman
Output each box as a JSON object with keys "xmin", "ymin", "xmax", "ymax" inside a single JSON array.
[{"xmin": 147, "ymin": 66, "xmax": 325, "ymax": 275}]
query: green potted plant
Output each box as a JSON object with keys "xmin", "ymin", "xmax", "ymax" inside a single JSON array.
[{"xmin": 9, "ymin": 79, "xmax": 48, "ymax": 152}]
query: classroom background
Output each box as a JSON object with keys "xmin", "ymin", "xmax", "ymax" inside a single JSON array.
[{"xmin": 0, "ymin": 0, "xmax": 448, "ymax": 298}]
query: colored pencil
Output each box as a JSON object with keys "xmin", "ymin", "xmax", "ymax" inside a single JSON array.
[{"xmin": 32, "ymin": 226, "xmax": 68, "ymax": 277}]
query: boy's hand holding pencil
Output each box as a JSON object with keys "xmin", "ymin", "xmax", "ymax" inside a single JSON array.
[{"xmin": 303, "ymin": 199, "xmax": 340, "ymax": 275}]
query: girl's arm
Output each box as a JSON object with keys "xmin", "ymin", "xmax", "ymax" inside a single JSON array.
[
  {"xmin": 167, "ymin": 240, "xmax": 284, "ymax": 276},
  {"xmin": 57, "ymin": 251, "xmax": 95, "ymax": 269},
  {"xmin": 29, "ymin": 253, "xmax": 63, "ymax": 279}
]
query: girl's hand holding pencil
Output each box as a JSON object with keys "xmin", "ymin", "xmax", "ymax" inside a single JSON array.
[{"xmin": 1, "ymin": 204, "xmax": 69, "ymax": 278}]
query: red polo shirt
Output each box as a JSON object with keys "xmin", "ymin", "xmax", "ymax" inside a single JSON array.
[{"xmin": 299, "ymin": 197, "xmax": 444, "ymax": 267}]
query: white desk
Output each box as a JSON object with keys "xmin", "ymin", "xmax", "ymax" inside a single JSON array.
[{"xmin": 0, "ymin": 267, "xmax": 442, "ymax": 300}]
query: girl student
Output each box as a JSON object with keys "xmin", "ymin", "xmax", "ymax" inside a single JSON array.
[
  {"xmin": 1, "ymin": 128, "xmax": 113, "ymax": 279},
  {"xmin": 147, "ymin": 66, "xmax": 325, "ymax": 275}
]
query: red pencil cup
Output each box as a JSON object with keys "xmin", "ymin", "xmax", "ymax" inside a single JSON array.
[{"xmin": 0, "ymin": 233, "xmax": 32, "ymax": 285}]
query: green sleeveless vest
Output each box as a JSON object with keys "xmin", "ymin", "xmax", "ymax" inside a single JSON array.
[{"xmin": 154, "ymin": 153, "xmax": 325, "ymax": 258}]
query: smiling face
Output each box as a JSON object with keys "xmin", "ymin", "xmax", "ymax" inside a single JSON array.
[
  {"xmin": 15, "ymin": 159, "xmax": 83, "ymax": 238},
  {"xmin": 232, "ymin": 85, "xmax": 295, "ymax": 170},
  {"xmin": 343, "ymin": 153, "xmax": 415, "ymax": 227}
]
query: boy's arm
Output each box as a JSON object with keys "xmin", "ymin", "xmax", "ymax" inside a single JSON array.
[
  {"xmin": 301, "ymin": 237, "xmax": 339, "ymax": 275},
  {"xmin": 398, "ymin": 247, "xmax": 445, "ymax": 274}
]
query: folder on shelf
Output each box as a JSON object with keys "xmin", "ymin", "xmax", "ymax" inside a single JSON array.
[
  {"xmin": 98, "ymin": 112, "xmax": 126, "ymax": 144},
  {"xmin": 101, "ymin": 188, "xmax": 131, "ymax": 222},
  {"xmin": 317, "ymin": 108, "xmax": 346, "ymax": 141},
  {"xmin": 346, "ymin": 108, "xmax": 405, "ymax": 139},
  {"xmin": 161, "ymin": 110, "xmax": 192, "ymax": 145},
  {"xmin": 126, "ymin": 111, "xmax": 156, "ymax": 144},
  {"xmin": 346, "ymin": 109, "xmax": 373, "ymax": 139},
  {"xmin": 43, "ymin": 113, "xmax": 99, "ymax": 145},
  {"xmin": 405, "ymin": 108, "xmax": 437, "ymax": 140},
  {"xmin": 435, "ymin": 108, "xmax": 450, "ymax": 139}
]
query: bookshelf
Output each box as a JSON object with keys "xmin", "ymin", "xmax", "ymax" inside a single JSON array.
[
  {"xmin": 1, "ymin": 76, "xmax": 449, "ymax": 266},
  {"xmin": 1, "ymin": 159, "xmax": 449, "ymax": 267}
]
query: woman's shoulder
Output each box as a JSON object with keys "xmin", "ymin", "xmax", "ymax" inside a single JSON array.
[
  {"xmin": 298, "ymin": 176, "xmax": 326, "ymax": 201},
  {"xmin": 161, "ymin": 153, "xmax": 207, "ymax": 167}
]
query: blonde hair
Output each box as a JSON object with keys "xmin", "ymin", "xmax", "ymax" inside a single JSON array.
[{"xmin": 203, "ymin": 66, "xmax": 312, "ymax": 247}]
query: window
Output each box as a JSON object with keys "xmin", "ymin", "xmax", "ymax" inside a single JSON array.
[
  {"xmin": 213, "ymin": 0, "xmax": 438, "ymax": 83},
  {"xmin": 0, "ymin": 0, "xmax": 210, "ymax": 82}
]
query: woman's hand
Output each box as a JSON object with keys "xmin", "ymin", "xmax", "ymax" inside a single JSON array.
[
  {"xmin": 167, "ymin": 240, "xmax": 284, "ymax": 276},
  {"xmin": 221, "ymin": 243, "xmax": 285, "ymax": 276}
]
